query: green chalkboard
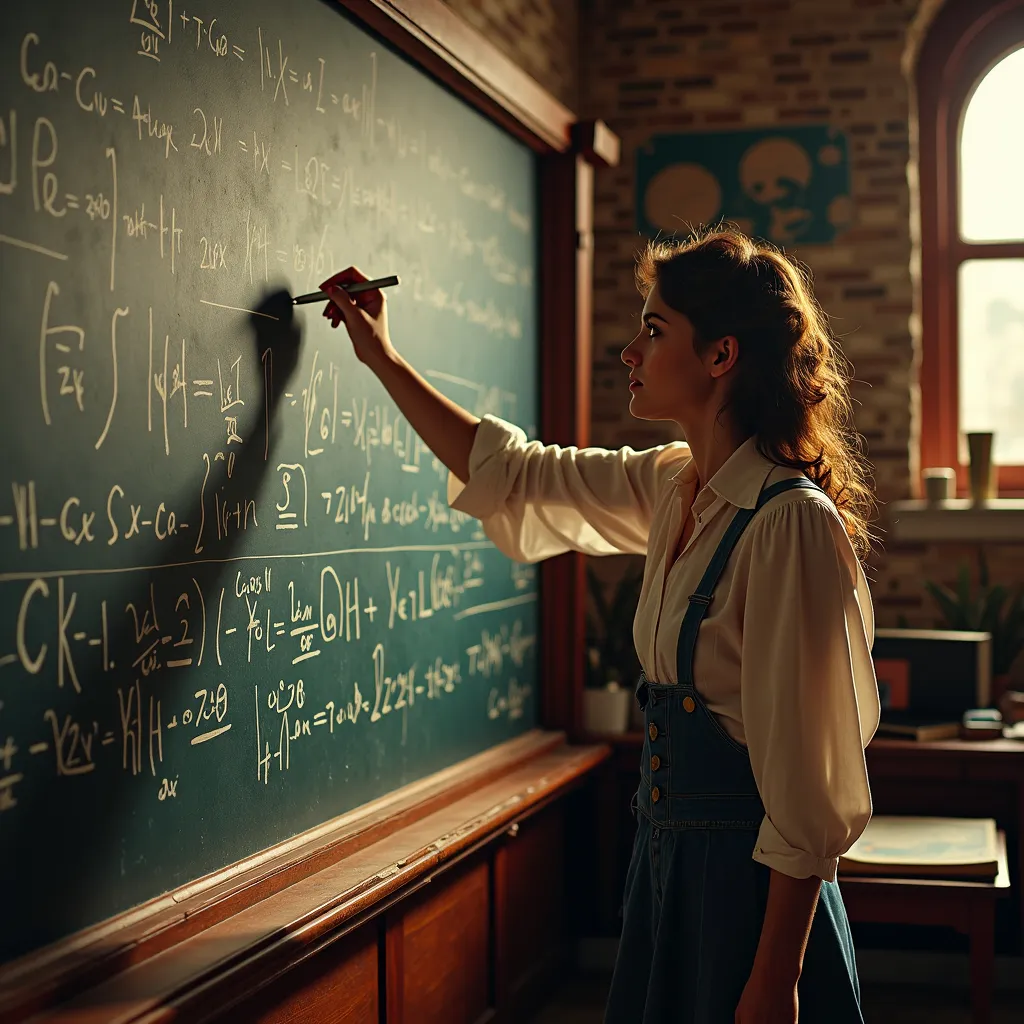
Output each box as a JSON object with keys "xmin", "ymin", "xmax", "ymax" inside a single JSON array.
[{"xmin": 0, "ymin": 0, "xmax": 539, "ymax": 963}]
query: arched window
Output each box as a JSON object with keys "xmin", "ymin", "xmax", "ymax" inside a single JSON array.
[{"xmin": 916, "ymin": 0, "xmax": 1024, "ymax": 495}]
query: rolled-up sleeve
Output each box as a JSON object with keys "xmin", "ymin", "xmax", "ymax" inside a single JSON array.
[
  {"xmin": 447, "ymin": 414, "xmax": 687, "ymax": 562},
  {"xmin": 741, "ymin": 498, "xmax": 880, "ymax": 882}
]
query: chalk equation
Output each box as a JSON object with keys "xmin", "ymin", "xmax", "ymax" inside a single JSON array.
[
  {"xmin": 0, "ymin": 554, "xmax": 538, "ymax": 807},
  {"xmin": 0, "ymin": 0, "xmax": 541, "ymax": 963}
]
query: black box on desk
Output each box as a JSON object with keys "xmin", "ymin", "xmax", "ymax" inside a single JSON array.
[{"xmin": 872, "ymin": 629, "xmax": 992, "ymax": 717}]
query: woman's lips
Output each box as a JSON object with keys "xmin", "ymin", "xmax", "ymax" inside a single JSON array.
[{"xmin": 629, "ymin": 379, "xmax": 643, "ymax": 390}]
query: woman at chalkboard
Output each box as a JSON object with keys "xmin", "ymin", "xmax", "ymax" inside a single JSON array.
[{"xmin": 319, "ymin": 225, "xmax": 878, "ymax": 1024}]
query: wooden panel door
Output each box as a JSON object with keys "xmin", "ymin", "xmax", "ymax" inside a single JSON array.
[
  {"xmin": 498, "ymin": 805, "xmax": 567, "ymax": 1005},
  {"xmin": 387, "ymin": 860, "xmax": 491, "ymax": 1024}
]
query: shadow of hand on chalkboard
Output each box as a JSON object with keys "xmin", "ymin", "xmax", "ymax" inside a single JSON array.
[
  {"xmin": 12, "ymin": 290, "xmax": 306, "ymax": 965},
  {"xmin": 159, "ymin": 285, "xmax": 302, "ymax": 571},
  {"xmin": 181, "ymin": 286, "xmax": 302, "ymax": 556},
  {"xmin": 250, "ymin": 289, "xmax": 301, "ymax": 412}
]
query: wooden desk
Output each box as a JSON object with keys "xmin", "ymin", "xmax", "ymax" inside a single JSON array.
[
  {"xmin": 584, "ymin": 732, "xmax": 1024, "ymax": 956},
  {"xmin": 866, "ymin": 737, "xmax": 1024, "ymax": 953},
  {"xmin": 840, "ymin": 831, "xmax": 1011, "ymax": 1024}
]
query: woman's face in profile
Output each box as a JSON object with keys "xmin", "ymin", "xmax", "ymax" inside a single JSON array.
[{"xmin": 621, "ymin": 284, "xmax": 714, "ymax": 426}]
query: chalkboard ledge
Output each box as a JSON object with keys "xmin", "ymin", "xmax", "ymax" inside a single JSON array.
[{"xmin": 1, "ymin": 731, "xmax": 608, "ymax": 1021}]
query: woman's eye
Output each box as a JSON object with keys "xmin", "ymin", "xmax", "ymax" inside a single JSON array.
[{"xmin": 647, "ymin": 325, "xmax": 658, "ymax": 338}]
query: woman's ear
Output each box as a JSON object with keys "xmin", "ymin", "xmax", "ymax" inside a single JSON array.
[{"xmin": 706, "ymin": 334, "xmax": 739, "ymax": 377}]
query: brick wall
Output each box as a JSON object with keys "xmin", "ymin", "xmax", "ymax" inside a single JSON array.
[
  {"xmin": 581, "ymin": 0, "xmax": 918, "ymax": 484},
  {"xmin": 441, "ymin": 0, "xmax": 579, "ymax": 109},
  {"xmin": 439, "ymin": 0, "xmax": 1024, "ymax": 651},
  {"xmin": 576, "ymin": 0, "xmax": 1024, "ymax": 635}
]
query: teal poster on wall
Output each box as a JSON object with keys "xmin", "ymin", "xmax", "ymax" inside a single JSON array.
[{"xmin": 636, "ymin": 126, "xmax": 852, "ymax": 245}]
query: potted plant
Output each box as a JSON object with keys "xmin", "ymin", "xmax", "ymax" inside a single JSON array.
[
  {"xmin": 923, "ymin": 547, "xmax": 1024, "ymax": 701},
  {"xmin": 583, "ymin": 560, "xmax": 644, "ymax": 733}
]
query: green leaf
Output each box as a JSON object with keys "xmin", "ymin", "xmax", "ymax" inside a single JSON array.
[
  {"xmin": 586, "ymin": 565, "xmax": 609, "ymax": 629},
  {"xmin": 955, "ymin": 565, "xmax": 975, "ymax": 627},
  {"xmin": 610, "ymin": 567, "xmax": 640, "ymax": 622},
  {"xmin": 926, "ymin": 580, "xmax": 966, "ymax": 630},
  {"xmin": 585, "ymin": 561, "xmax": 645, "ymax": 680},
  {"xmin": 979, "ymin": 584, "xmax": 1008, "ymax": 634}
]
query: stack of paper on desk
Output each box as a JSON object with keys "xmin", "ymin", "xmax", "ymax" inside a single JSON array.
[{"xmin": 839, "ymin": 816, "xmax": 999, "ymax": 880}]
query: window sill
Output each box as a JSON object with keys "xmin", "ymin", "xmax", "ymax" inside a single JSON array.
[{"xmin": 887, "ymin": 499, "xmax": 1024, "ymax": 542}]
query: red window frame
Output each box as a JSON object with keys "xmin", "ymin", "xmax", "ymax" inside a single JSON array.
[{"xmin": 916, "ymin": 0, "xmax": 1024, "ymax": 496}]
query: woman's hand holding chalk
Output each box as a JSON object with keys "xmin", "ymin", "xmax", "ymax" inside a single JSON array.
[
  {"xmin": 292, "ymin": 274, "xmax": 399, "ymax": 305},
  {"xmin": 319, "ymin": 267, "xmax": 396, "ymax": 370}
]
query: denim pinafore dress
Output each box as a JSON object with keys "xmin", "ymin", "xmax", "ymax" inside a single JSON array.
[{"xmin": 604, "ymin": 477, "xmax": 864, "ymax": 1024}]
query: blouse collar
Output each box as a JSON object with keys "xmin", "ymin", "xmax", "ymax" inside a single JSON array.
[{"xmin": 670, "ymin": 435, "xmax": 777, "ymax": 510}]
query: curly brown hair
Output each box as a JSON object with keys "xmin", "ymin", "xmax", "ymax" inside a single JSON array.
[{"xmin": 635, "ymin": 225, "xmax": 877, "ymax": 562}]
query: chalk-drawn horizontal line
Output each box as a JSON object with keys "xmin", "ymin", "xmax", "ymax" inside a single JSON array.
[
  {"xmin": 166, "ymin": 658, "xmax": 193, "ymax": 668},
  {"xmin": 0, "ymin": 774, "xmax": 24, "ymax": 789},
  {"xmin": 0, "ymin": 654, "xmax": 17, "ymax": 668},
  {"xmin": 190, "ymin": 723, "xmax": 232, "ymax": 746},
  {"xmin": 29, "ymin": 742, "xmax": 48, "ymax": 754},
  {"xmin": 0, "ymin": 541, "xmax": 496, "ymax": 583},
  {"xmin": 424, "ymin": 370, "xmax": 482, "ymax": 391},
  {"xmin": 292, "ymin": 649, "xmax": 321, "ymax": 664},
  {"xmin": 199, "ymin": 299, "xmax": 279, "ymax": 321},
  {"xmin": 452, "ymin": 592, "xmax": 538, "ymax": 620},
  {"xmin": 0, "ymin": 234, "xmax": 68, "ymax": 261}
]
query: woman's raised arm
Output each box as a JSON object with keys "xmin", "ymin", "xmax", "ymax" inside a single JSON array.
[
  {"xmin": 320, "ymin": 268, "xmax": 479, "ymax": 483},
  {"xmin": 321, "ymin": 267, "xmax": 689, "ymax": 561}
]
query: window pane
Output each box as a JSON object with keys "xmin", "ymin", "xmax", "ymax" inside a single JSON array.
[
  {"xmin": 959, "ymin": 47, "xmax": 1024, "ymax": 242},
  {"xmin": 958, "ymin": 259, "xmax": 1024, "ymax": 464}
]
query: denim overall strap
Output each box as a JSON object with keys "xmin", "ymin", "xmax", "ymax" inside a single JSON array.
[{"xmin": 676, "ymin": 477, "xmax": 821, "ymax": 687}]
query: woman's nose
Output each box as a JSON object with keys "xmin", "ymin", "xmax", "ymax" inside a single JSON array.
[{"xmin": 621, "ymin": 342, "xmax": 639, "ymax": 367}]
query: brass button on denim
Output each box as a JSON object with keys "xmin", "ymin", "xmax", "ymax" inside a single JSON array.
[
  {"xmin": 682, "ymin": 695, "xmax": 696, "ymax": 713},
  {"xmin": 650, "ymin": 754, "xmax": 660, "ymax": 772},
  {"xmin": 649, "ymin": 723, "xmax": 658, "ymax": 741},
  {"xmin": 651, "ymin": 786, "xmax": 660, "ymax": 803}
]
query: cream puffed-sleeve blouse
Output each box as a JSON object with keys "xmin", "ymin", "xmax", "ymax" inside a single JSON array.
[{"xmin": 447, "ymin": 415, "xmax": 880, "ymax": 883}]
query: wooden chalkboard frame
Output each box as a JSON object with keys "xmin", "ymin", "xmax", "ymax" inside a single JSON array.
[{"xmin": 0, "ymin": 1, "xmax": 619, "ymax": 1017}]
